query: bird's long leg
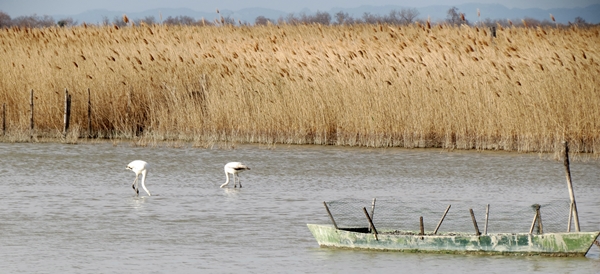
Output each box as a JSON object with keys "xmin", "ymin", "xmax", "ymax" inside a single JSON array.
[
  {"xmin": 238, "ymin": 174, "xmax": 242, "ymax": 188},
  {"xmin": 132, "ymin": 174, "xmax": 139, "ymax": 196},
  {"xmin": 131, "ymin": 176, "xmax": 137, "ymax": 191},
  {"xmin": 234, "ymin": 174, "xmax": 239, "ymax": 188}
]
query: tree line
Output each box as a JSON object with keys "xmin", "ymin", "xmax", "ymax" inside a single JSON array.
[{"xmin": 0, "ymin": 7, "xmax": 595, "ymax": 28}]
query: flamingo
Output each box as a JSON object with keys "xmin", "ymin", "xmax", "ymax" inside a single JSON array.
[
  {"xmin": 220, "ymin": 162, "xmax": 250, "ymax": 188},
  {"xmin": 126, "ymin": 160, "xmax": 151, "ymax": 196}
]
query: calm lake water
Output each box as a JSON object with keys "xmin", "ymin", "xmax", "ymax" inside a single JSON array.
[{"xmin": 0, "ymin": 142, "xmax": 598, "ymax": 273}]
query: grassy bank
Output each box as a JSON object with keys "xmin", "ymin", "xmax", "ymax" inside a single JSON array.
[{"xmin": 1, "ymin": 23, "xmax": 598, "ymax": 153}]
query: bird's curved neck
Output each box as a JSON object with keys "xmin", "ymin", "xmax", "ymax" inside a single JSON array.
[{"xmin": 140, "ymin": 170, "xmax": 151, "ymax": 196}]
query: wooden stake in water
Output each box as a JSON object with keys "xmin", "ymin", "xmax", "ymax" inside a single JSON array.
[
  {"xmin": 529, "ymin": 204, "xmax": 543, "ymax": 234},
  {"xmin": 563, "ymin": 141, "xmax": 580, "ymax": 232},
  {"xmin": 419, "ymin": 216, "xmax": 424, "ymax": 236},
  {"xmin": 529, "ymin": 205, "xmax": 539, "ymax": 234},
  {"xmin": 484, "ymin": 204, "xmax": 490, "ymax": 235},
  {"xmin": 370, "ymin": 198, "xmax": 376, "ymax": 222},
  {"xmin": 529, "ymin": 210, "xmax": 538, "ymax": 234},
  {"xmin": 536, "ymin": 205, "xmax": 543, "ymax": 234},
  {"xmin": 567, "ymin": 203, "xmax": 573, "ymax": 232},
  {"xmin": 434, "ymin": 205, "xmax": 451, "ymax": 234},
  {"xmin": 323, "ymin": 202, "xmax": 338, "ymax": 230},
  {"xmin": 363, "ymin": 207, "xmax": 378, "ymax": 240},
  {"xmin": 470, "ymin": 208, "xmax": 481, "ymax": 236}
]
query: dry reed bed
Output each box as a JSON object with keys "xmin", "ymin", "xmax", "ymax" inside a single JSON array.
[{"xmin": 0, "ymin": 24, "xmax": 599, "ymax": 153}]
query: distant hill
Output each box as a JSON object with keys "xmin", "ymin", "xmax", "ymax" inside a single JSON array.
[{"xmin": 54, "ymin": 3, "xmax": 599, "ymax": 25}]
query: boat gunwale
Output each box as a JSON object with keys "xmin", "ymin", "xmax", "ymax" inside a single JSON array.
[
  {"xmin": 307, "ymin": 224, "xmax": 600, "ymax": 257},
  {"xmin": 331, "ymin": 226, "xmax": 598, "ymax": 237}
]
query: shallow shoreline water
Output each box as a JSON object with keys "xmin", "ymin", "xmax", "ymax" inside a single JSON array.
[{"xmin": 0, "ymin": 142, "xmax": 598, "ymax": 273}]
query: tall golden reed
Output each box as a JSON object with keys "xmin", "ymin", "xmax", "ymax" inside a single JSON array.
[{"xmin": 0, "ymin": 24, "xmax": 598, "ymax": 153}]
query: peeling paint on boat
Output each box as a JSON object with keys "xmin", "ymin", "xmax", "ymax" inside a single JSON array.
[{"xmin": 307, "ymin": 224, "xmax": 600, "ymax": 257}]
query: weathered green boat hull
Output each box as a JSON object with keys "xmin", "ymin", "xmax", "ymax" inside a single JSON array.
[{"xmin": 307, "ymin": 224, "xmax": 600, "ymax": 257}]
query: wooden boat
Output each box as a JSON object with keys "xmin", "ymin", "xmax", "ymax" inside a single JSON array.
[
  {"xmin": 307, "ymin": 224, "xmax": 600, "ymax": 256},
  {"xmin": 307, "ymin": 142, "xmax": 600, "ymax": 257}
]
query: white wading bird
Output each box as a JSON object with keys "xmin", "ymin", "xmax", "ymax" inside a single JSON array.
[
  {"xmin": 126, "ymin": 160, "xmax": 151, "ymax": 196},
  {"xmin": 220, "ymin": 162, "xmax": 250, "ymax": 188}
]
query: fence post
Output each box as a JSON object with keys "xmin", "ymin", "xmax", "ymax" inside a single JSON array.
[
  {"xmin": 29, "ymin": 89, "xmax": 34, "ymax": 140},
  {"xmin": 87, "ymin": 88, "xmax": 92, "ymax": 138},
  {"xmin": 63, "ymin": 88, "xmax": 71, "ymax": 137},
  {"xmin": 2, "ymin": 103, "xmax": 5, "ymax": 136}
]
